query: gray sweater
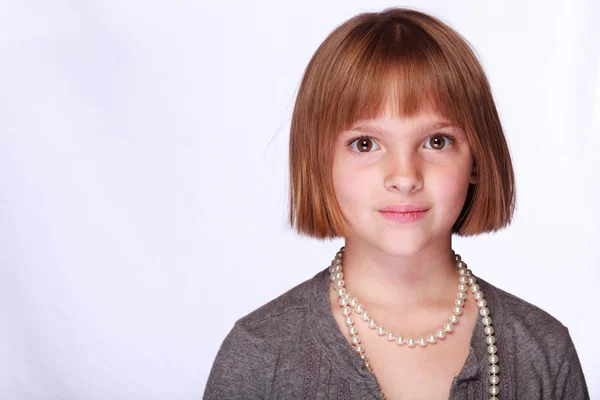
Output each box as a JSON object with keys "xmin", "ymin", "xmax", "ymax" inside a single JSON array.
[{"xmin": 204, "ymin": 268, "xmax": 589, "ymax": 399}]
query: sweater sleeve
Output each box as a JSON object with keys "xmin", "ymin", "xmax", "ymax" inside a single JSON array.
[
  {"xmin": 203, "ymin": 322, "xmax": 266, "ymax": 400},
  {"xmin": 554, "ymin": 329, "xmax": 590, "ymax": 400}
]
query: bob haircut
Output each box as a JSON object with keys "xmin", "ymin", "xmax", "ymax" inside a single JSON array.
[{"xmin": 289, "ymin": 8, "xmax": 516, "ymax": 239}]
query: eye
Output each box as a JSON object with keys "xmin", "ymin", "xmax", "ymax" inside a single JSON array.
[
  {"xmin": 349, "ymin": 137, "xmax": 381, "ymax": 153},
  {"xmin": 424, "ymin": 134, "xmax": 453, "ymax": 151}
]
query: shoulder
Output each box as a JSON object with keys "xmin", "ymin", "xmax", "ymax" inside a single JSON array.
[
  {"xmin": 235, "ymin": 269, "xmax": 325, "ymax": 338},
  {"xmin": 482, "ymin": 277, "xmax": 566, "ymax": 328},
  {"xmin": 204, "ymin": 270, "xmax": 325, "ymax": 399},
  {"xmin": 480, "ymin": 276, "xmax": 568, "ymax": 344},
  {"xmin": 479, "ymin": 276, "xmax": 570, "ymax": 354},
  {"xmin": 479, "ymin": 277, "xmax": 589, "ymax": 398}
]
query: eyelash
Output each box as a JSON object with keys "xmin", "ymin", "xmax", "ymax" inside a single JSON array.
[{"xmin": 346, "ymin": 134, "xmax": 456, "ymax": 155}]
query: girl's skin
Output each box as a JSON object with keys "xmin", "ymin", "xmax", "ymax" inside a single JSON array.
[
  {"xmin": 332, "ymin": 106, "xmax": 478, "ymax": 308},
  {"xmin": 330, "ymin": 106, "xmax": 480, "ymax": 399}
]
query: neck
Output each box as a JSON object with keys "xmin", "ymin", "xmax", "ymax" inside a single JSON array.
[{"xmin": 340, "ymin": 236, "xmax": 457, "ymax": 309}]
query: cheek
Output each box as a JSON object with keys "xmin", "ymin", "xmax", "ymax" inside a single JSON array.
[
  {"xmin": 430, "ymin": 168, "xmax": 472, "ymax": 211},
  {"xmin": 332, "ymin": 160, "xmax": 372, "ymax": 218},
  {"xmin": 333, "ymin": 168, "xmax": 358, "ymax": 206}
]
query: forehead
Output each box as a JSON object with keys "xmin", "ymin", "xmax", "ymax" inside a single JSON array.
[{"xmin": 342, "ymin": 107, "xmax": 459, "ymax": 137}]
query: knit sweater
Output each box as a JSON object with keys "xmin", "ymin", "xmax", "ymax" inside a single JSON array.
[{"xmin": 204, "ymin": 268, "xmax": 589, "ymax": 399}]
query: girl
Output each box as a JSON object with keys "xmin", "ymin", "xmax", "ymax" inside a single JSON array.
[{"xmin": 204, "ymin": 8, "xmax": 589, "ymax": 400}]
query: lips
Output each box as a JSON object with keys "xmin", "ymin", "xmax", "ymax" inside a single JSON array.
[
  {"xmin": 378, "ymin": 204, "xmax": 429, "ymax": 213},
  {"xmin": 378, "ymin": 204, "xmax": 429, "ymax": 223}
]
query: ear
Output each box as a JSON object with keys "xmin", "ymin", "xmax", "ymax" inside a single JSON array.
[{"xmin": 469, "ymin": 162, "xmax": 478, "ymax": 184}]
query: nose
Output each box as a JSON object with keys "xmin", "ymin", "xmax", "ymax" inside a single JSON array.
[{"xmin": 384, "ymin": 153, "xmax": 424, "ymax": 194}]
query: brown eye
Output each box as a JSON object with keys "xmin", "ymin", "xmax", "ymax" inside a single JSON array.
[
  {"xmin": 425, "ymin": 135, "xmax": 452, "ymax": 151},
  {"xmin": 350, "ymin": 137, "xmax": 380, "ymax": 153},
  {"xmin": 358, "ymin": 138, "xmax": 372, "ymax": 152}
]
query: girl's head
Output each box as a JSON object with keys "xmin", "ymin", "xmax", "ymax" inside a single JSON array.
[{"xmin": 289, "ymin": 8, "xmax": 515, "ymax": 250}]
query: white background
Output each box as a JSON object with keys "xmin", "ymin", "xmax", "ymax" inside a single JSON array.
[{"xmin": 0, "ymin": 1, "xmax": 598, "ymax": 399}]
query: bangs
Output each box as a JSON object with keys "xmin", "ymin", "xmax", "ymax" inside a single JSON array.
[{"xmin": 323, "ymin": 18, "xmax": 470, "ymax": 134}]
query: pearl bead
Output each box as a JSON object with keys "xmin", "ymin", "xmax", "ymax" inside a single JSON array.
[
  {"xmin": 355, "ymin": 345, "xmax": 364, "ymax": 353},
  {"xmin": 396, "ymin": 336, "xmax": 405, "ymax": 345},
  {"xmin": 336, "ymin": 288, "xmax": 346, "ymax": 296},
  {"xmin": 457, "ymin": 292, "xmax": 466, "ymax": 300},
  {"xmin": 332, "ymin": 271, "xmax": 343, "ymax": 281},
  {"xmin": 454, "ymin": 254, "xmax": 461, "ymax": 261},
  {"xmin": 351, "ymin": 336, "xmax": 361, "ymax": 345},
  {"xmin": 455, "ymin": 298, "xmax": 465, "ymax": 307},
  {"xmin": 417, "ymin": 337, "xmax": 427, "ymax": 347},
  {"xmin": 489, "ymin": 385, "xmax": 499, "ymax": 396},
  {"xmin": 344, "ymin": 317, "xmax": 354, "ymax": 326},
  {"xmin": 444, "ymin": 322, "xmax": 453, "ymax": 332},
  {"xmin": 457, "ymin": 261, "xmax": 467, "ymax": 269},
  {"xmin": 364, "ymin": 362, "xmax": 372, "ymax": 372},
  {"xmin": 355, "ymin": 304, "xmax": 364, "ymax": 313},
  {"xmin": 484, "ymin": 326, "xmax": 495, "ymax": 336},
  {"xmin": 450, "ymin": 314, "xmax": 460, "ymax": 323},
  {"xmin": 339, "ymin": 297, "xmax": 349, "ymax": 306},
  {"xmin": 342, "ymin": 307, "xmax": 352, "ymax": 316},
  {"xmin": 458, "ymin": 268, "xmax": 468, "ymax": 276},
  {"xmin": 334, "ymin": 279, "xmax": 345, "ymax": 289},
  {"xmin": 349, "ymin": 298, "xmax": 358, "ymax": 307},
  {"xmin": 482, "ymin": 316, "xmax": 492, "ymax": 326},
  {"xmin": 477, "ymin": 299, "xmax": 487, "ymax": 308},
  {"xmin": 486, "ymin": 336, "xmax": 496, "ymax": 345},
  {"xmin": 489, "ymin": 354, "xmax": 499, "ymax": 364},
  {"xmin": 470, "ymin": 284, "xmax": 480, "ymax": 293},
  {"xmin": 427, "ymin": 334, "xmax": 437, "ymax": 343},
  {"xmin": 466, "ymin": 269, "xmax": 473, "ymax": 276},
  {"xmin": 406, "ymin": 337, "xmax": 415, "ymax": 347},
  {"xmin": 436, "ymin": 328, "xmax": 446, "ymax": 339},
  {"xmin": 348, "ymin": 327, "xmax": 358, "ymax": 336},
  {"xmin": 386, "ymin": 332, "xmax": 395, "ymax": 341},
  {"xmin": 361, "ymin": 311, "xmax": 370, "ymax": 321},
  {"xmin": 488, "ymin": 345, "xmax": 497, "ymax": 354},
  {"xmin": 458, "ymin": 283, "xmax": 467, "ymax": 292},
  {"xmin": 490, "ymin": 364, "xmax": 500, "ymax": 374},
  {"xmin": 453, "ymin": 306, "xmax": 463, "ymax": 316},
  {"xmin": 480, "ymin": 307, "xmax": 490, "ymax": 317},
  {"xmin": 474, "ymin": 291, "xmax": 484, "ymax": 300},
  {"xmin": 458, "ymin": 275, "xmax": 468, "ymax": 284},
  {"xmin": 368, "ymin": 319, "xmax": 378, "ymax": 329},
  {"xmin": 467, "ymin": 276, "xmax": 477, "ymax": 285},
  {"xmin": 360, "ymin": 354, "xmax": 367, "ymax": 361},
  {"xmin": 376, "ymin": 326, "xmax": 386, "ymax": 336}
]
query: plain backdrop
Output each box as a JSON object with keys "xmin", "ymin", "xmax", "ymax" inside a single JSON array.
[{"xmin": 0, "ymin": 1, "xmax": 598, "ymax": 399}]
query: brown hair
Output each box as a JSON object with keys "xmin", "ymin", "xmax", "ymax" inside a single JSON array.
[{"xmin": 288, "ymin": 7, "xmax": 516, "ymax": 239}]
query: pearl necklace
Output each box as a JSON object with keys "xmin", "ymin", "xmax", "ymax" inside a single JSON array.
[{"xmin": 329, "ymin": 247, "xmax": 501, "ymax": 400}]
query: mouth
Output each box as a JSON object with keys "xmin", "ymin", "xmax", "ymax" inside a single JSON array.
[
  {"xmin": 378, "ymin": 204, "xmax": 429, "ymax": 223},
  {"xmin": 379, "ymin": 210, "xmax": 428, "ymax": 223},
  {"xmin": 379, "ymin": 204, "xmax": 429, "ymax": 213}
]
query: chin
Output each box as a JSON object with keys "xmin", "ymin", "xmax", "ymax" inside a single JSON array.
[{"xmin": 370, "ymin": 230, "xmax": 432, "ymax": 258}]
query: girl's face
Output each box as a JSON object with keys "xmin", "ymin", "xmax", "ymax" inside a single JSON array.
[{"xmin": 332, "ymin": 109, "xmax": 477, "ymax": 256}]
